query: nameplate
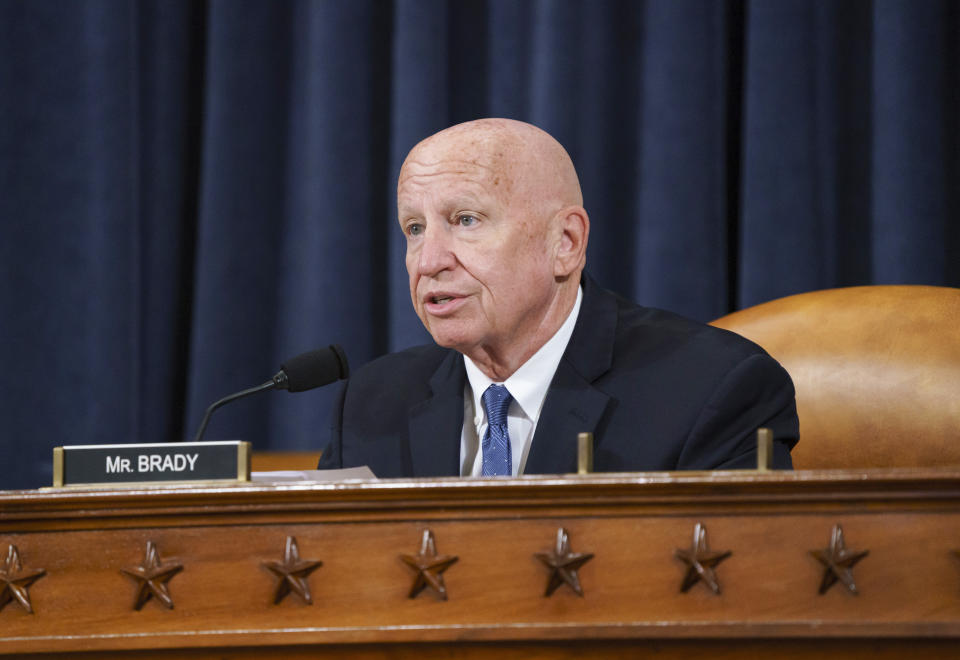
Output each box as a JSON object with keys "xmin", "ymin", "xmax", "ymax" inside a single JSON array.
[{"xmin": 52, "ymin": 441, "xmax": 251, "ymax": 487}]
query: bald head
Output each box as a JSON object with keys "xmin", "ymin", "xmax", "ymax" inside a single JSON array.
[
  {"xmin": 400, "ymin": 118, "xmax": 583, "ymax": 215},
  {"xmin": 397, "ymin": 118, "xmax": 590, "ymax": 380}
]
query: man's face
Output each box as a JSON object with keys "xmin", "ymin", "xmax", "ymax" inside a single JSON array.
[{"xmin": 397, "ymin": 141, "xmax": 560, "ymax": 364}]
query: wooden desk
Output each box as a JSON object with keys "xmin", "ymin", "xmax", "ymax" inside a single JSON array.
[{"xmin": 2, "ymin": 469, "xmax": 959, "ymax": 658}]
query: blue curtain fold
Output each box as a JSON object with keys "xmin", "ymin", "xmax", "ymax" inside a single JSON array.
[{"xmin": 1, "ymin": 0, "xmax": 957, "ymax": 489}]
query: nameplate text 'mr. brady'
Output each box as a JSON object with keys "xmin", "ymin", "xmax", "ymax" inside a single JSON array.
[{"xmin": 52, "ymin": 441, "xmax": 250, "ymax": 487}]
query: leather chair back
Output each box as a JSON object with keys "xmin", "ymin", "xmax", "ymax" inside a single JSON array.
[{"xmin": 710, "ymin": 286, "xmax": 960, "ymax": 469}]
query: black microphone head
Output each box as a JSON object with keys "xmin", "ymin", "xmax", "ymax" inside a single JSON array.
[{"xmin": 278, "ymin": 345, "xmax": 349, "ymax": 392}]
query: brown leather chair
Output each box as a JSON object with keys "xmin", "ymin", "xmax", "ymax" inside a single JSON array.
[{"xmin": 710, "ymin": 286, "xmax": 960, "ymax": 470}]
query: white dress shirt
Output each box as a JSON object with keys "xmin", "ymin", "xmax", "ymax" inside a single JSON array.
[{"xmin": 460, "ymin": 286, "xmax": 584, "ymax": 476}]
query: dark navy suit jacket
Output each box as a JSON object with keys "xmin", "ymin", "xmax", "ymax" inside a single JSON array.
[{"xmin": 318, "ymin": 275, "xmax": 798, "ymax": 476}]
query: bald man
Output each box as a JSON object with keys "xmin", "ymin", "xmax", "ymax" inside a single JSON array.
[{"xmin": 318, "ymin": 119, "xmax": 798, "ymax": 477}]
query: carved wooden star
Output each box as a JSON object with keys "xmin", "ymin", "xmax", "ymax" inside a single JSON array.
[
  {"xmin": 0, "ymin": 545, "xmax": 46, "ymax": 614},
  {"xmin": 262, "ymin": 536, "xmax": 322, "ymax": 605},
  {"xmin": 810, "ymin": 524, "xmax": 869, "ymax": 595},
  {"xmin": 534, "ymin": 527, "xmax": 594, "ymax": 597},
  {"xmin": 675, "ymin": 522, "xmax": 732, "ymax": 595},
  {"xmin": 120, "ymin": 541, "xmax": 183, "ymax": 610},
  {"xmin": 400, "ymin": 530, "xmax": 458, "ymax": 600}
]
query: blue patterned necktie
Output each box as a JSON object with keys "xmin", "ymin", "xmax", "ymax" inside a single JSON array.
[{"xmin": 481, "ymin": 384, "xmax": 513, "ymax": 476}]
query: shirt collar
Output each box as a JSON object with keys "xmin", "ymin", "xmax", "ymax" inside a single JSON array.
[{"xmin": 464, "ymin": 286, "xmax": 583, "ymax": 424}]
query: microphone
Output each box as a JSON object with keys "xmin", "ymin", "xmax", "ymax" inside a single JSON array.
[{"xmin": 191, "ymin": 345, "xmax": 349, "ymax": 443}]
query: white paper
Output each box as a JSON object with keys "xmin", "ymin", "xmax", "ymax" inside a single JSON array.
[{"xmin": 251, "ymin": 466, "xmax": 377, "ymax": 482}]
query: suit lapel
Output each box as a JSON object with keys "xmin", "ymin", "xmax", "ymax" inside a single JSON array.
[
  {"xmin": 408, "ymin": 350, "xmax": 466, "ymax": 476},
  {"xmin": 523, "ymin": 361, "xmax": 611, "ymax": 474},
  {"xmin": 524, "ymin": 275, "xmax": 618, "ymax": 475}
]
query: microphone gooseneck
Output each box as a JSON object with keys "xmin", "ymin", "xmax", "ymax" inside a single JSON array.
[
  {"xmin": 191, "ymin": 380, "xmax": 276, "ymax": 444},
  {"xmin": 190, "ymin": 344, "xmax": 349, "ymax": 443}
]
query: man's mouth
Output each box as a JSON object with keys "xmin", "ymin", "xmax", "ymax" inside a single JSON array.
[{"xmin": 423, "ymin": 293, "xmax": 465, "ymax": 315}]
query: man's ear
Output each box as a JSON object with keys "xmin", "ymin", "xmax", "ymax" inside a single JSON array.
[{"xmin": 553, "ymin": 206, "xmax": 590, "ymax": 277}]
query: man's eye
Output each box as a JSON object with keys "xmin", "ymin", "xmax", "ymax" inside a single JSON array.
[
  {"xmin": 406, "ymin": 223, "xmax": 424, "ymax": 236},
  {"xmin": 457, "ymin": 214, "xmax": 478, "ymax": 227}
]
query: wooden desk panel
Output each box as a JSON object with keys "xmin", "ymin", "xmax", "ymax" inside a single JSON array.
[{"xmin": 1, "ymin": 469, "xmax": 959, "ymax": 657}]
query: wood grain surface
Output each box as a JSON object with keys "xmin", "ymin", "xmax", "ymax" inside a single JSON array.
[{"xmin": 1, "ymin": 469, "xmax": 959, "ymax": 657}]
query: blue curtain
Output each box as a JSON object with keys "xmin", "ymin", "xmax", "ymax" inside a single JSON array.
[{"xmin": 1, "ymin": 0, "xmax": 957, "ymax": 489}]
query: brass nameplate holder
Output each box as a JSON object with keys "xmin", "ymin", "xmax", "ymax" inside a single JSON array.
[
  {"xmin": 52, "ymin": 441, "xmax": 251, "ymax": 487},
  {"xmin": 756, "ymin": 428, "xmax": 773, "ymax": 471},
  {"xmin": 577, "ymin": 432, "xmax": 594, "ymax": 474}
]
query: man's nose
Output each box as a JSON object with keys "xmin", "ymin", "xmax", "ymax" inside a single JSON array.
[{"xmin": 416, "ymin": 225, "xmax": 457, "ymax": 276}]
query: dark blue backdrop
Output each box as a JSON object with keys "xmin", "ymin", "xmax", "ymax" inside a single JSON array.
[{"xmin": 1, "ymin": 0, "xmax": 957, "ymax": 489}]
